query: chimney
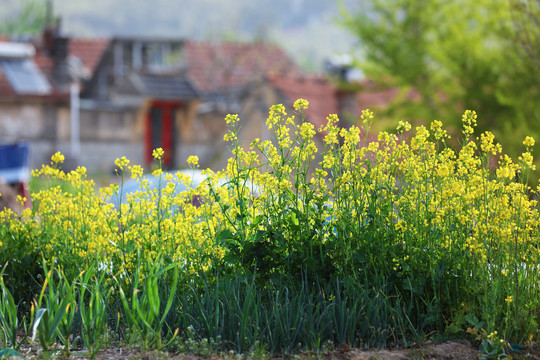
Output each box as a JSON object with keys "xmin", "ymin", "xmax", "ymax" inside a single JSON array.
[
  {"xmin": 42, "ymin": 0, "xmax": 56, "ymax": 54},
  {"xmin": 52, "ymin": 35, "xmax": 71, "ymax": 86},
  {"xmin": 51, "ymin": 33, "xmax": 69, "ymax": 61},
  {"xmin": 41, "ymin": 14, "xmax": 71, "ymax": 86}
]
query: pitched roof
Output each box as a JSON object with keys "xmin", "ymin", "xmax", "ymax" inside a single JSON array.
[
  {"xmin": 0, "ymin": 41, "xmax": 55, "ymax": 97},
  {"xmin": 185, "ymin": 41, "xmax": 304, "ymax": 93},
  {"xmin": 117, "ymin": 72, "xmax": 199, "ymax": 100},
  {"xmin": 0, "ymin": 37, "xmax": 109, "ymax": 99},
  {"xmin": 267, "ymin": 74, "xmax": 339, "ymax": 130}
]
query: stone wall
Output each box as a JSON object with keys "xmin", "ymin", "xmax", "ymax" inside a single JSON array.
[
  {"xmin": 0, "ymin": 96, "xmax": 262, "ymax": 175},
  {"xmin": 0, "ymin": 101, "xmax": 70, "ymax": 171}
]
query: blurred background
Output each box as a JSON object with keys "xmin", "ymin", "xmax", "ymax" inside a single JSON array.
[
  {"xmin": 0, "ymin": 0, "xmax": 539, "ymax": 186},
  {"xmin": 0, "ymin": 0, "xmax": 358, "ymax": 71}
]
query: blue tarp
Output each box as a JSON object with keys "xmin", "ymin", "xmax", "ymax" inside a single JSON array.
[{"xmin": 0, "ymin": 143, "xmax": 30, "ymax": 183}]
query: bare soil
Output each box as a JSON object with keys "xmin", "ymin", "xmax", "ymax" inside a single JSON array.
[
  {"xmin": 11, "ymin": 340, "xmax": 495, "ymax": 360},
  {"xmin": 13, "ymin": 338, "xmax": 540, "ymax": 359},
  {"xmin": 298, "ymin": 340, "xmax": 481, "ymax": 360}
]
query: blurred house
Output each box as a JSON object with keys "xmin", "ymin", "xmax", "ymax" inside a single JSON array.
[
  {"xmin": 0, "ymin": 32, "xmax": 109, "ymax": 171},
  {"xmin": 0, "ymin": 30, "xmax": 307, "ymax": 172},
  {"xmin": 0, "ymin": 26, "xmax": 406, "ymax": 174},
  {"xmin": 79, "ymin": 37, "xmax": 199, "ymax": 171}
]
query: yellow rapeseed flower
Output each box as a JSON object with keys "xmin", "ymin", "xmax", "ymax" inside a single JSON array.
[
  {"xmin": 411, "ymin": 126, "xmax": 430, "ymax": 151},
  {"xmin": 322, "ymin": 115, "xmax": 340, "ymax": 146},
  {"xmin": 114, "ymin": 156, "xmax": 129, "ymax": 172},
  {"xmin": 152, "ymin": 148, "xmax": 164, "ymax": 160},
  {"xmin": 519, "ymin": 151, "xmax": 535, "ymax": 169},
  {"xmin": 397, "ymin": 120, "xmax": 412, "ymax": 133},
  {"xmin": 225, "ymin": 114, "xmax": 239, "ymax": 125},
  {"xmin": 131, "ymin": 164, "xmax": 144, "ymax": 179},
  {"xmin": 115, "ymin": 156, "xmax": 130, "ymax": 170},
  {"xmin": 430, "ymin": 120, "xmax": 448, "ymax": 140},
  {"xmin": 523, "ymin": 136, "xmax": 535, "ymax": 147},
  {"xmin": 187, "ymin": 155, "xmax": 200, "ymax": 167},
  {"xmin": 361, "ymin": 109, "xmax": 374, "ymax": 125},
  {"xmin": 299, "ymin": 121, "xmax": 315, "ymax": 140},
  {"xmin": 16, "ymin": 195, "xmax": 26, "ymax": 206},
  {"xmin": 293, "ymin": 98, "xmax": 309, "ymax": 111},
  {"xmin": 462, "ymin": 110, "xmax": 477, "ymax": 137},
  {"xmin": 267, "ymin": 104, "xmax": 287, "ymax": 129},
  {"xmin": 480, "ymin": 131, "xmax": 497, "ymax": 155},
  {"xmin": 224, "ymin": 132, "xmax": 237, "ymax": 142},
  {"xmin": 322, "ymin": 153, "xmax": 336, "ymax": 169},
  {"xmin": 51, "ymin": 151, "xmax": 65, "ymax": 164}
]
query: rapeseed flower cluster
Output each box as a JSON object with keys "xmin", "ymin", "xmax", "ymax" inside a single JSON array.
[{"xmin": 0, "ymin": 100, "xmax": 539, "ymax": 343}]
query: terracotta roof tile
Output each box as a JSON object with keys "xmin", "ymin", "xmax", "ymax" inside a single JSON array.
[
  {"xmin": 0, "ymin": 69, "xmax": 15, "ymax": 97},
  {"xmin": 185, "ymin": 41, "xmax": 304, "ymax": 93},
  {"xmin": 0, "ymin": 39, "xmax": 16, "ymax": 96},
  {"xmin": 33, "ymin": 50, "xmax": 54, "ymax": 75},
  {"xmin": 69, "ymin": 38, "xmax": 109, "ymax": 74}
]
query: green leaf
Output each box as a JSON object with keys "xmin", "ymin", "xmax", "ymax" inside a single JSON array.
[
  {"xmin": 31, "ymin": 308, "xmax": 47, "ymax": 342},
  {"xmin": 253, "ymin": 215, "xmax": 264, "ymax": 226},
  {"xmin": 148, "ymin": 277, "xmax": 160, "ymax": 319},
  {"xmin": 160, "ymin": 265, "xmax": 179, "ymax": 324},
  {"xmin": 49, "ymin": 298, "xmax": 70, "ymax": 339},
  {"xmin": 291, "ymin": 212, "xmax": 299, "ymax": 226}
]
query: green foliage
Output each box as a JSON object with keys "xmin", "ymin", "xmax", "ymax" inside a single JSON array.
[
  {"xmin": 78, "ymin": 265, "xmax": 111, "ymax": 360},
  {"xmin": 114, "ymin": 254, "xmax": 179, "ymax": 351},
  {"xmin": 1, "ymin": 102, "xmax": 540, "ymax": 355},
  {"xmin": 0, "ymin": 233, "xmax": 43, "ymax": 313},
  {"xmin": 0, "ymin": 266, "xmax": 24, "ymax": 351},
  {"xmin": 510, "ymin": 0, "xmax": 540, "ymax": 73},
  {"xmin": 31, "ymin": 261, "xmax": 75, "ymax": 358},
  {"xmin": 0, "ymin": 1, "xmax": 47, "ymax": 37},
  {"xmin": 340, "ymin": 0, "xmax": 540, "ymax": 176}
]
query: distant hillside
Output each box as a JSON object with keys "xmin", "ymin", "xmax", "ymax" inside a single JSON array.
[{"xmin": 0, "ymin": 0, "xmax": 359, "ymax": 71}]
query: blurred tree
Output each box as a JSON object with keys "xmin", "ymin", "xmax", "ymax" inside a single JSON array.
[
  {"xmin": 511, "ymin": 0, "xmax": 540, "ymax": 72},
  {"xmin": 341, "ymin": 0, "xmax": 540, "ymax": 166},
  {"xmin": 0, "ymin": 1, "xmax": 47, "ymax": 37}
]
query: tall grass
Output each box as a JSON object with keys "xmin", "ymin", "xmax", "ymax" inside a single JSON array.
[
  {"xmin": 0, "ymin": 100, "xmax": 539, "ymax": 356},
  {"xmin": 0, "ymin": 262, "xmax": 417, "ymax": 355}
]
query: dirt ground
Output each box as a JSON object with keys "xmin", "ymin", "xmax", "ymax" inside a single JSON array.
[
  {"xmin": 11, "ymin": 340, "xmax": 507, "ymax": 360},
  {"xmin": 297, "ymin": 340, "xmax": 483, "ymax": 360},
  {"xmin": 304, "ymin": 340, "xmax": 481, "ymax": 360}
]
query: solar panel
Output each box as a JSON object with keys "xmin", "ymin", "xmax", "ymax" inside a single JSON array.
[{"xmin": 0, "ymin": 58, "xmax": 52, "ymax": 94}]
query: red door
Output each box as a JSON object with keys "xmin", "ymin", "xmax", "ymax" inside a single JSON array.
[{"xmin": 145, "ymin": 100, "xmax": 181, "ymax": 168}]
